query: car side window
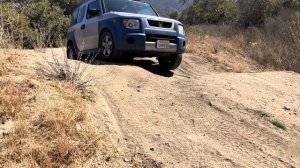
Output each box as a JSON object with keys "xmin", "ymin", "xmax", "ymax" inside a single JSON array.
[
  {"xmin": 86, "ymin": 1, "xmax": 101, "ymax": 19},
  {"xmin": 77, "ymin": 5, "xmax": 86, "ymax": 24},
  {"xmin": 71, "ymin": 8, "xmax": 79, "ymax": 26}
]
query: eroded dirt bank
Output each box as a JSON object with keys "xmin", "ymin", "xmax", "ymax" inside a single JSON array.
[{"xmin": 14, "ymin": 49, "xmax": 300, "ymax": 167}]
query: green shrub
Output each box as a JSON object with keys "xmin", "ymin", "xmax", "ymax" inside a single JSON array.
[
  {"xmin": 271, "ymin": 120, "xmax": 287, "ymax": 130},
  {"xmin": 180, "ymin": 0, "xmax": 293, "ymax": 27},
  {"xmin": 291, "ymin": 13, "xmax": 300, "ymax": 48},
  {"xmin": 180, "ymin": 0, "xmax": 240, "ymax": 24},
  {"xmin": 1, "ymin": 0, "xmax": 72, "ymax": 49},
  {"xmin": 0, "ymin": 4, "xmax": 31, "ymax": 48},
  {"xmin": 284, "ymin": 0, "xmax": 300, "ymax": 9},
  {"xmin": 23, "ymin": 0, "xmax": 69, "ymax": 48}
]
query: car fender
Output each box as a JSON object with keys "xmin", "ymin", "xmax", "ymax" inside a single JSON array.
[{"xmin": 98, "ymin": 18, "xmax": 124, "ymax": 50}]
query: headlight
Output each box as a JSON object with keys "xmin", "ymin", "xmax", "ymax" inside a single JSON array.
[
  {"xmin": 178, "ymin": 25, "xmax": 185, "ymax": 35},
  {"xmin": 123, "ymin": 19, "xmax": 140, "ymax": 29}
]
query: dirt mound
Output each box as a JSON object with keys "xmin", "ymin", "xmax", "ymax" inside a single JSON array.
[{"xmin": 1, "ymin": 48, "xmax": 299, "ymax": 167}]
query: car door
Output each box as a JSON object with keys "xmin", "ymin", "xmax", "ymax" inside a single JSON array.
[
  {"xmin": 74, "ymin": 5, "xmax": 87, "ymax": 51},
  {"xmin": 81, "ymin": 0, "xmax": 102, "ymax": 51}
]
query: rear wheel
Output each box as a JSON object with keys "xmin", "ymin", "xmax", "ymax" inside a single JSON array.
[
  {"xmin": 158, "ymin": 54, "xmax": 182, "ymax": 70},
  {"xmin": 67, "ymin": 43, "xmax": 77, "ymax": 60},
  {"xmin": 99, "ymin": 30, "xmax": 120, "ymax": 61}
]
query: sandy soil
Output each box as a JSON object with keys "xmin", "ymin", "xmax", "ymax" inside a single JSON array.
[{"xmin": 15, "ymin": 49, "xmax": 300, "ymax": 167}]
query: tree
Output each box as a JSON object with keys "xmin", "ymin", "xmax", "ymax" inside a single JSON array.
[
  {"xmin": 23, "ymin": 0, "xmax": 69, "ymax": 47},
  {"xmin": 180, "ymin": 0, "xmax": 239, "ymax": 24},
  {"xmin": 1, "ymin": 0, "xmax": 78, "ymax": 48}
]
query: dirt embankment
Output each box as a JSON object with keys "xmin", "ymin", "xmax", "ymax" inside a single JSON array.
[
  {"xmin": 89, "ymin": 53, "xmax": 299, "ymax": 168},
  {"xmin": 1, "ymin": 49, "xmax": 300, "ymax": 167}
]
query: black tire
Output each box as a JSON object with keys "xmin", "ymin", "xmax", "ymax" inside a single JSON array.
[
  {"xmin": 67, "ymin": 43, "xmax": 77, "ymax": 60},
  {"xmin": 99, "ymin": 30, "xmax": 120, "ymax": 61},
  {"xmin": 158, "ymin": 54, "xmax": 182, "ymax": 70},
  {"xmin": 121, "ymin": 55, "xmax": 134, "ymax": 63}
]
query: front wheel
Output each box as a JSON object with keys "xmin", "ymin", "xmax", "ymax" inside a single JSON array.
[
  {"xmin": 99, "ymin": 30, "xmax": 120, "ymax": 61},
  {"xmin": 158, "ymin": 54, "xmax": 182, "ymax": 70}
]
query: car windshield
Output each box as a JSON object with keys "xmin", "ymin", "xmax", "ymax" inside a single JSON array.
[{"xmin": 103, "ymin": 0, "xmax": 158, "ymax": 16}]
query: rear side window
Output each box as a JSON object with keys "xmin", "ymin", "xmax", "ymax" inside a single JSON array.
[
  {"xmin": 71, "ymin": 8, "xmax": 79, "ymax": 26},
  {"xmin": 77, "ymin": 5, "xmax": 86, "ymax": 23},
  {"xmin": 87, "ymin": 1, "xmax": 101, "ymax": 19}
]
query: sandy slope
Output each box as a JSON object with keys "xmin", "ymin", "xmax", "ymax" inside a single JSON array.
[{"xmin": 22, "ymin": 49, "xmax": 300, "ymax": 167}]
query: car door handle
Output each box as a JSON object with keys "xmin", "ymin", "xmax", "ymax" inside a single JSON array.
[{"xmin": 81, "ymin": 24, "xmax": 85, "ymax": 30}]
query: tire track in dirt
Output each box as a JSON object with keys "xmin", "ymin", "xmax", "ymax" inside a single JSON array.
[
  {"xmin": 91, "ymin": 58, "xmax": 299, "ymax": 167},
  {"xmin": 174, "ymin": 72, "xmax": 300, "ymax": 167},
  {"xmin": 39, "ymin": 49, "xmax": 300, "ymax": 167}
]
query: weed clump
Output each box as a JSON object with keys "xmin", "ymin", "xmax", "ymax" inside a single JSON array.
[{"xmin": 271, "ymin": 120, "xmax": 287, "ymax": 131}]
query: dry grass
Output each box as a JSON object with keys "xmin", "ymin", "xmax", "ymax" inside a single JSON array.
[
  {"xmin": 0, "ymin": 50, "xmax": 102, "ymax": 167},
  {"xmin": 0, "ymin": 80, "xmax": 25, "ymax": 120},
  {"xmin": 244, "ymin": 9, "xmax": 300, "ymax": 72},
  {"xmin": 186, "ymin": 9, "xmax": 300, "ymax": 73},
  {"xmin": 0, "ymin": 49, "xmax": 159, "ymax": 167},
  {"xmin": 0, "ymin": 50, "xmax": 18, "ymax": 76},
  {"xmin": 186, "ymin": 25, "xmax": 262, "ymax": 73},
  {"xmin": 36, "ymin": 49, "xmax": 98, "ymax": 101}
]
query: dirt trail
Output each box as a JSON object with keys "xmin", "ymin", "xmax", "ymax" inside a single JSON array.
[{"xmin": 31, "ymin": 50, "xmax": 300, "ymax": 167}]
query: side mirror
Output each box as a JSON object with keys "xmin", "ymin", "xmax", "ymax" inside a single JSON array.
[{"xmin": 87, "ymin": 8, "xmax": 100, "ymax": 16}]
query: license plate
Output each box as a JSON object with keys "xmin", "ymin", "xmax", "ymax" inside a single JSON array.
[{"xmin": 157, "ymin": 40, "xmax": 170, "ymax": 49}]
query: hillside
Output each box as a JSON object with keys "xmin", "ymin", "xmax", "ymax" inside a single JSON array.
[
  {"xmin": 0, "ymin": 44, "xmax": 299, "ymax": 167},
  {"xmin": 1, "ymin": 0, "xmax": 300, "ymax": 167},
  {"xmin": 142, "ymin": 0, "xmax": 193, "ymax": 16}
]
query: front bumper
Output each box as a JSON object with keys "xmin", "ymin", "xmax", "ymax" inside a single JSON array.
[
  {"xmin": 145, "ymin": 42, "xmax": 177, "ymax": 52},
  {"xmin": 115, "ymin": 28, "xmax": 186, "ymax": 54}
]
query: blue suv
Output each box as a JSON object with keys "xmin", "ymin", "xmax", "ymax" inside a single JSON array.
[{"xmin": 67, "ymin": 0, "xmax": 186, "ymax": 70}]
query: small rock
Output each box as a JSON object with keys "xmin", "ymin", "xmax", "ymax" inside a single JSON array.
[
  {"xmin": 76, "ymin": 124, "xmax": 82, "ymax": 131},
  {"xmin": 190, "ymin": 119, "xmax": 195, "ymax": 127},
  {"xmin": 137, "ymin": 89, "xmax": 140, "ymax": 92},
  {"xmin": 212, "ymin": 48, "xmax": 218, "ymax": 54},
  {"xmin": 2, "ymin": 130, "xmax": 9, "ymax": 136},
  {"xmin": 124, "ymin": 157, "xmax": 131, "ymax": 162},
  {"xmin": 284, "ymin": 106, "xmax": 291, "ymax": 111},
  {"xmin": 105, "ymin": 156, "xmax": 111, "ymax": 162},
  {"xmin": 150, "ymin": 147, "xmax": 155, "ymax": 151},
  {"xmin": 209, "ymin": 101, "xmax": 213, "ymax": 107},
  {"xmin": 164, "ymin": 143, "xmax": 171, "ymax": 147}
]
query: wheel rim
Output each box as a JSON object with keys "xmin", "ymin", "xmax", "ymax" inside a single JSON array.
[{"xmin": 101, "ymin": 34, "xmax": 113, "ymax": 57}]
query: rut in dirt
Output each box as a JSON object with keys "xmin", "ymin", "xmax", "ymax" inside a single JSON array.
[{"xmin": 86, "ymin": 53, "xmax": 300, "ymax": 167}]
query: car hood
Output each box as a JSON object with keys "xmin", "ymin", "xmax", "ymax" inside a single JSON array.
[{"xmin": 108, "ymin": 12, "xmax": 183, "ymax": 25}]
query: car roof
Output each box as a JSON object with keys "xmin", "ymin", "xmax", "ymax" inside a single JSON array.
[
  {"xmin": 76, "ymin": 0, "xmax": 147, "ymax": 8},
  {"xmin": 73, "ymin": 0, "xmax": 150, "ymax": 14}
]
